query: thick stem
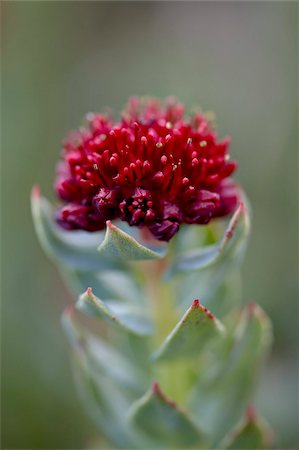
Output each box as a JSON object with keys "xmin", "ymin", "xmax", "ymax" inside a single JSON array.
[{"xmin": 142, "ymin": 259, "xmax": 194, "ymax": 405}]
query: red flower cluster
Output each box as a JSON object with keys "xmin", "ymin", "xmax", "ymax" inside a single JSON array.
[{"xmin": 55, "ymin": 97, "xmax": 239, "ymax": 241}]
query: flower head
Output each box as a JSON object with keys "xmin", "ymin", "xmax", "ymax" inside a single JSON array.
[{"xmin": 55, "ymin": 97, "xmax": 240, "ymax": 241}]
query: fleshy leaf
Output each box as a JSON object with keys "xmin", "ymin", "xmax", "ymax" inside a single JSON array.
[
  {"xmin": 61, "ymin": 307, "xmax": 144, "ymax": 448},
  {"xmin": 175, "ymin": 267, "xmax": 242, "ymax": 318},
  {"xmin": 190, "ymin": 303, "xmax": 272, "ymax": 444},
  {"xmin": 62, "ymin": 268, "xmax": 146, "ymax": 307},
  {"xmin": 76, "ymin": 287, "xmax": 153, "ymax": 336},
  {"xmin": 31, "ymin": 187, "xmax": 120, "ymax": 271},
  {"xmin": 222, "ymin": 406, "xmax": 273, "ymax": 449},
  {"xmin": 127, "ymin": 382, "xmax": 206, "ymax": 448},
  {"xmin": 167, "ymin": 202, "xmax": 250, "ymax": 277},
  {"xmin": 61, "ymin": 307, "xmax": 147, "ymax": 393},
  {"xmin": 98, "ymin": 220, "xmax": 167, "ymax": 261},
  {"xmin": 152, "ymin": 299, "xmax": 225, "ymax": 362}
]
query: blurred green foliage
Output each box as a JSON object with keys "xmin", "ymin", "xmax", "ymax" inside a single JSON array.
[{"xmin": 2, "ymin": 2, "xmax": 298, "ymax": 449}]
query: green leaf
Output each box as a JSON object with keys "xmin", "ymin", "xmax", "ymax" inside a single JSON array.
[
  {"xmin": 222, "ymin": 407, "xmax": 273, "ymax": 449},
  {"xmin": 127, "ymin": 382, "xmax": 206, "ymax": 448},
  {"xmin": 31, "ymin": 187, "xmax": 120, "ymax": 271},
  {"xmin": 76, "ymin": 287, "xmax": 153, "ymax": 336},
  {"xmin": 175, "ymin": 268, "xmax": 243, "ymax": 319},
  {"xmin": 61, "ymin": 306, "xmax": 147, "ymax": 393},
  {"xmin": 190, "ymin": 303, "xmax": 272, "ymax": 444},
  {"xmin": 98, "ymin": 220, "xmax": 167, "ymax": 261},
  {"xmin": 61, "ymin": 268, "xmax": 146, "ymax": 307},
  {"xmin": 152, "ymin": 299, "xmax": 225, "ymax": 362},
  {"xmin": 167, "ymin": 202, "xmax": 250, "ymax": 278},
  {"xmin": 61, "ymin": 307, "xmax": 147, "ymax": 448}
]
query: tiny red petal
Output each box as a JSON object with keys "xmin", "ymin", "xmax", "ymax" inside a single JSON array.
[{"xmin": 54, "ymin": 97, "xmax": 239, "ymax": 241}]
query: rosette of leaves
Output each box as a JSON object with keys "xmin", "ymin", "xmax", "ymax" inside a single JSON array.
[
  {"xmin": 32, "ymin": 98, "xmax": 273, "ymax": 448},
  {"xmin": 32, "ymin": 186, "xmax": 272, "ymax": 449}
]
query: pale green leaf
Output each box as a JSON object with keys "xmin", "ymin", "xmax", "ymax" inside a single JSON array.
[
  {"xmin": 190, "ymin": 303, "xmax": 272, "ymax": 444},
  {"xmin": 167, "ymin": 202, "xmax": 250, "ymax": 278},
  {"xmin": 76, "ymin": 287, "xmax": 153, "ymax": 336},
  {"xmin": 98, "ymin": 220, "xmax": 167, "ymax": 261},
  {"xmin": 127, "ymin": 382, "xmax": 206, "ymax": 448},
  {"xmin": 175, "ymin": 268, "xmax": 242, "ymax": 318},
  {"xmin": 152, "ymin": 299, "xmax": 225, "ymax": 362},
  {"xmin": 61, "ymin": 307, "xmax": 147, "ymax": 448},
  {"xmin": 31, "ymin": 187, "xmax": 120, "ymax": 271},
  {"xmin": 61, "ymin": 306, "xmax": 147, "ymax": 393},
  {"xmin": 222, "ymin": 407, "xmax": 273, "ymax": 449}
]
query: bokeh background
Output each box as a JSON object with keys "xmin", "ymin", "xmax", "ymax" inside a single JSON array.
[{"xmin": 2, "ymin": 2, "xmax": 298, "ymax": 449}]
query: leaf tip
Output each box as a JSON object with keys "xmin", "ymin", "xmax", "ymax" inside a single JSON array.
[
  {"xmin": 191, "ymin": 299, "xmax": 215, "ymax": 320},
  {"xmin": 246, "ymin": 302, "xmax": 268, "ymax": 323},
  {"xmin": 86, "ymin": 286, "xmax": 93, "ymax": 297},
  {"xmin": 247, "ymin": 302, "xmax": 258, "ymax": 315},
  {"xmin": 106, "ymin": 220, "xmax": 115, "ymax": 230},
  {"xmin": 31, "ymin": 185, "xmax": 41, "ymax": 198},
  {"xmin": 246, "ymin": 404, "xmax": 256, "ymax": 423},
  {"xmin": 151, "ymin": 380, "xmax": 160, "ymax": 394},
  {"xmin": 192, "ymin": 299, "xmax": 200, "ymax": 308},
  {"xmin": 79, "ymin": 287, "xmax": 100, "ymax": 312}
]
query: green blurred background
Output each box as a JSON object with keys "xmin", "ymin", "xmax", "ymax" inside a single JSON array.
[{"xmin": 2, "ymin": 2, "xmax": 298, "ymax": 449}]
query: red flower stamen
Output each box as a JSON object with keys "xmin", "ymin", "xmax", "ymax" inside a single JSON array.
[{"xmin": 55, "ymin": 97, "xmax": 240, "ymax": 241}]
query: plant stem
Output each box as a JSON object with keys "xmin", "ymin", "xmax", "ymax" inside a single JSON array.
[{"xmin": 142, "ymin": 259, "xmax": 193, "ymax": 405}]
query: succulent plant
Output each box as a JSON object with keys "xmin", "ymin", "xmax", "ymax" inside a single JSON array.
[{"xmin": 32, "ymin": 98, "xmax": 272, "ymax": 449}]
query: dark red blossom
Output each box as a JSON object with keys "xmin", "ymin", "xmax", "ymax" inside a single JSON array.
[{"xmin": 55, "ymin": 97, "xmax": 240, "ymax": 241}]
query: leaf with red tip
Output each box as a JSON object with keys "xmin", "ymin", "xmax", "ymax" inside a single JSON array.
[
  {"xmin": 221, "ymin": 407, "xmax": 273, "ymax": 449},
  {"xmin": 76, "ymin": 287, "xmax": 153, "ymax": 336},
  {"xmin": 61, "ymin": 307, "xmax": 147, "ymax": 393},
  {"xmin": 191, "ymin": 303, "xmax": 272, "ymax": 444},
  {"xmin": 127, "ymin": 382, "xmax": 206, "ymax": 448},
  {"xmin": 98, "ymin": 220, "xmax": 167, "ymax": 261},
  {"xmin": 167, "ymin": 201, "xmax": 250, "ymax": 277},
  {"xmin": 61, "ymin": 307, "xmax": 145, "ymax": 448},
  {"xmin": 152, "ymin": 299, "xmax": 225, "ymax": 362}
]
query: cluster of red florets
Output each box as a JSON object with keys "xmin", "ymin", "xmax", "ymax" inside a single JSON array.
[{"xmin": 55, "ymin": 97, "xmax": 239, "ymax": 241}]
